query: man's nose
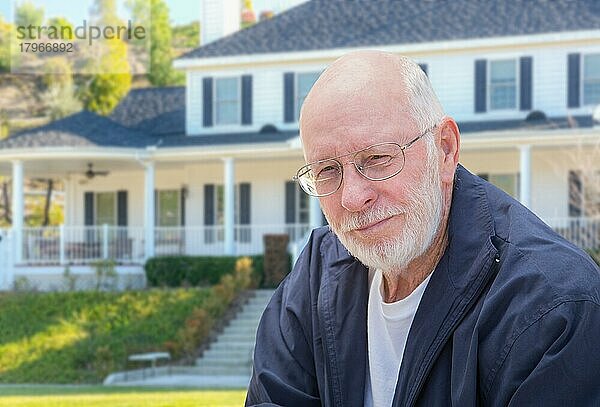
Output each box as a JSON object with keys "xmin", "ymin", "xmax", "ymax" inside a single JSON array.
[{"xmin": 339, "ymin": 165, "xmax": 377, "ymax": 212}]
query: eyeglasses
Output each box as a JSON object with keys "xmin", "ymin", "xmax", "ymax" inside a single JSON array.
[{"xmin": 293, "ymin": 125, "xmax": 436, "ymax": 197}]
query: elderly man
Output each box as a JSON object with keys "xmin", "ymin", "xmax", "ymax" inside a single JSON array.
[{"xmin": 246, "ymin": 51, "xmax": 600, "ymax": 406}]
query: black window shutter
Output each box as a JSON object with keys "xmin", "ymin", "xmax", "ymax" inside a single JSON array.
[
  {"xmin": 241, "ymin": 75, "xmax": 252, "ymax": 125},
  {"xmin": 84, "ymin": 192, "xmax": 94, "ymax": 226},
  {"xmin": 117, "ymin": 190, "xmax": 127, "ymax": 226},
  {"xmin": 475, "ymin": 59, "xmax": 487, "ymax": 113},
  {"xmin": 520, "ymin": 56, "xmax": 533, "ymax": 111},
  {"xmin": 203, "ymin": 77, "xmax": 213, "ymax": 127},
  {"xmin": 239, "ymin": 183, "xmax": 251, "ymax": 243},
  {"xmin": 285, "ymin": 181, "xmax": 296, "ymax": 223},
  {"xmin": 239, "ymin": 183, "xmax": 251, "ymax": 225},
  {"xmin": 568, "ymin": 170, "xmax": 582, "ymax": 217},
  {"xmin": 419, "ymin": 63, "xmax": 428, "ymax": 76},
  {"xmin": 284, "ymin": 72, "xmax": 295, "ymax": 123},
  {"xmin": 204, "ymin": 184, "xmax": 215, "ymax": 243},
  {"xmin": 567, "ymin": 53, "xmax": 581, "ymax": 108},
  {"xmin": 204, "ymin": 185, "xmax": 215, "ymax": 225},
  {"xmin": 180, "ymin": 188, "xmax": 186, "ymax": 226}
]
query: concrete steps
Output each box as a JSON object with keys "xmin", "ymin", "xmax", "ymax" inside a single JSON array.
[
  {"xmin": 194, "ymin": 289, "xmax": 275, "ymax": 377},
  {"xmin": 103, "ymin": 289, "xmax": 275, "ymax": 388}
]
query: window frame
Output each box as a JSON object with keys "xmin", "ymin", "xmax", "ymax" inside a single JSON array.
[
  {"xmin": 488, "ymin": 58, "xmax": 519, "ymax": 111},
  {"xmin": 94, "ymin": 191, "xmax": 117, "ymax": 226},
  {"xmin": 155, "ymin": 189, "xmax": 181, "ymax": 227},
  {"xmin": 295, "ymin": 71, "xmax": 320, "ymax": 121},
  {"xmin": 582, "ymin": 53, "xmax": 600, "ymax": 106},
  {"xmin": 214, "ymin": 76, "xmax": 241, "ymax": 126}
]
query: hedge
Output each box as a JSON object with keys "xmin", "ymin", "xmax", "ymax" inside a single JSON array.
[{"xmin": 144, "ymin": 255, "xmax": 266, "ymax": 287}]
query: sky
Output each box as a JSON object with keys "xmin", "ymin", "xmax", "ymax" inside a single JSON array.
[{"xmin": 0, "ymin": 0, "xmax": 309, "ymax": 26}]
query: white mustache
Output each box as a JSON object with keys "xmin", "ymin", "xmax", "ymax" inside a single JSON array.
[{"xmin": 339, "ymin": 206, "xmax": 406, "ymax": 233}]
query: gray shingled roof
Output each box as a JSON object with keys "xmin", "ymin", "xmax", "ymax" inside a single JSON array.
[
  {"xmin": 0, "ymin": 108, "xmax": 300, "ymax": 150},
  {"xmin": 110, "ymin": 86, "xmax": 185, "ymax": 136},
  {"xmin": 180, "ymin": 0, "xmax": 600, "ymax": 60},
  {"xmin": 0, "ymin": 109, "xmax": 593, "ymax": 151},
  {"xmin": 0, "ymin": 111, "xmax": 148, "ymax": 149}
]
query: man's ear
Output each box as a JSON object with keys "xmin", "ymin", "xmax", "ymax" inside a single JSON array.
[{"xmin": 438, "ymin": 117, "xmax": 460, "ymax": 184}]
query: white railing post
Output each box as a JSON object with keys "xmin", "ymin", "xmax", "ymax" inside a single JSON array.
[
  {"xmin": 59, "ymin": 224, "xmax": 66, "ymax": 265},
  {"xmin": 102, "ymin": 224, "xmax": 109, "ymax": 259}
]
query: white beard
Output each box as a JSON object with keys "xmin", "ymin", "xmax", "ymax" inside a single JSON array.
[{"xmin": 326, "ymin": 150, "xmax": 443, "ymax": 272}]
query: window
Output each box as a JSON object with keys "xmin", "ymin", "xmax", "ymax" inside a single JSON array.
[
  {"xmin": 205, "ymin": 184, "xmax": 249, "ymax": 243},
  {"xmin": 479, "ymin": 173, "xmax": 520, "ymax": 199},
  {"xmin": 296, "ymin": 72, "xmax": 320, "ymax": 120},
  {"xmin": 95, "ymin": 192, "xmax": 116, "ymax": 225},
  {"xmin": 583, "ymin": 54, "xmax": 600, "ymax": 106},
  {"xmin": 156, "ymin": 190, "xmax": 180, "ymax": 227},
  {"xmin": 489, "ymin": 59, "xmax": 517, "ymax": 110},
  {"xmin": 215, "ymin": 77, "xmax": 240, "ymax": 125},
  {"xmin": 570, "ymin": 170, "xmax": 600, "ymax": 217}
]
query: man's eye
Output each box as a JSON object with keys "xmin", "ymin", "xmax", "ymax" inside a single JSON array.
[
  {"xmin": 316, "ymin": 165, "xmax": 339, "ymax": 180},
  {"xmin": 363, "ymin": 154, "xmax": 392, "ymax": 167}
]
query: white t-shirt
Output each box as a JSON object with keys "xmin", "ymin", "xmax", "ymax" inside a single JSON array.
[{"xmin": 364, "ymin": 269, "xmax": 432, "ymax": 407}]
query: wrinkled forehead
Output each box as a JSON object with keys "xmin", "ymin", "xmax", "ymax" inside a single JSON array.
[{"xmin": 299, "ymin": 98, "xmax": 419, "ymax": 163}]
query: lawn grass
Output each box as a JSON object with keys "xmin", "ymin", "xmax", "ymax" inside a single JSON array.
[{"xmin": 0, "ymin": 385, "xmax": 247, "ymax": 406}]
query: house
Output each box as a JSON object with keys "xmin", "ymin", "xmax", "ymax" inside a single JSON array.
[{"xmin": 1, "ymin": 0, "xmax": 599, "ymax": 290}]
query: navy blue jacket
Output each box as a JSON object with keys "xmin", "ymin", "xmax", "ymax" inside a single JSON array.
[{"xmin": 246, "ymin": 165, "xmax": 600, "ymax": 406}]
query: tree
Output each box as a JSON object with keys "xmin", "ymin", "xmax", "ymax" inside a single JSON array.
[
  {"xmin": 14, "ymin": 1, "xmax": 45, "ymax": 29},
  {"xmin": 172, "ymin": 21, "xmax": 200, "ymax": 50},
  {"xmin": 46, "ymin": 17, "xmax": 74, "ymax": 39},
  {"xmin": 79, "ymin": 39, "xmax": 132, "ymax": 115},
  {"xmin": 127, "ymin": 0, "xmax": 183, "ymax": 86},
  {"xmin": 0, "ymin": 16, "xmax": 11, "ymax": 72},
  {"xmin": 78, "ymin": 0, "xmax": 131, "ymax": 115},
  {"xmin": 40, "ymin": 58, "xmax": 82, "ymax": 119}
]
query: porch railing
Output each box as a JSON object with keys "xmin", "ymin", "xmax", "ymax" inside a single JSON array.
[
  {"xmin": 547, "ymin": 217, "xmax": 600, "ymax": 251},
  {"xmin": 21, "ymin": 225, "xmax": 146, "ymax": 265},
  {"xmin": 12, "ymin": 218, "xmax": 597, "ymax": 267},
  {"xmin": 16, "ymin": 223, "xmax": 312, "ymax": 266}
]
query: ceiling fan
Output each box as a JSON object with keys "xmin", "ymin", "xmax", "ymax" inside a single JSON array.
[{"xmin": 84, "ymin": 163, "xmax": 109, "ymax": 179}]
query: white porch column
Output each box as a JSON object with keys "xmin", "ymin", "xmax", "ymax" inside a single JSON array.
[
  {"xmin": 223, "ymin": 157, "xmax": 235, "ymax": 256},
  {"xmin": 12, "ymin": 160, "xmax": 23, "ymax": 264},
  {"xmin": 144, "ymin": 161, "xmax": 155, "ymax": 259},
  {"xmin": 309, "ymin": 197, "xmax": 322, "ymax": 230},
  {"xmin": 519, "ymin": 144, "xmax": 532, "ymax": 208}
]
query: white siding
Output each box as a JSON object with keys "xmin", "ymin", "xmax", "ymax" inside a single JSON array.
[
  {"xmin": 185, "ymin": 63, "xmax": 326, "ymax": 136},
  {"xmin": 425, "ymin": 43, "xmax": 600, "ymax": 122}
]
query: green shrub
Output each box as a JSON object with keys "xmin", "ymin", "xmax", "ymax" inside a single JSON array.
[
  {"xmin": 144, "ymin": 255, "xmax": 266, "ymax": 287},
  {"xmin": 586, "ymin": 249, "xmax": 600, "ymax": 267}
]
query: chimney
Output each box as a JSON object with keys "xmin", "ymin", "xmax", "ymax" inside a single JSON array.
[{"xmin": 201, "ymin": 0, "xmax": 241, "ymax": 45}]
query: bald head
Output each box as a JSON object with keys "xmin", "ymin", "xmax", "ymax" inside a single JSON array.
[{"xmin": 299, "ymin": 51, "xmax": 444, "ymax": 146}]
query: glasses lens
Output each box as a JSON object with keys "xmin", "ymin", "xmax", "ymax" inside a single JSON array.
[
  {"xmin": 297, "ymin": 160, "xmax": 342, "ymax": 196},
  {"xmin": 355, "ymin": 143, "xmax": 405, "ymax": 180}
]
